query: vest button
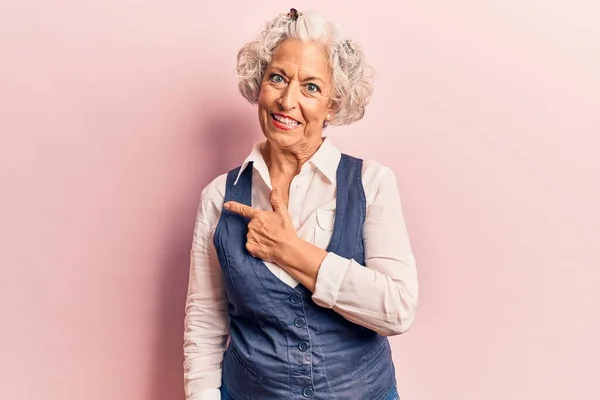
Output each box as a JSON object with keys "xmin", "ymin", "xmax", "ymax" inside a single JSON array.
[
  {"xmin": 290, "ymin": 293, "xmax": 301, "ymax": 304},
  {"xmin": 302, "ymin": 387, "xmax": 314, "ymax": 398},
  {"xmin": 294, "ymin": 317, "xmax": 306, "ymax": 328},
  {"xmin": 298, "ymin": 341, "xmax": 310, "ymax": 352}
]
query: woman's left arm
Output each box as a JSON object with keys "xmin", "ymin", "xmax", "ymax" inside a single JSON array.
[{"xmin": 277, "ymin": 167, "xmax": 418, "ymax": 336}]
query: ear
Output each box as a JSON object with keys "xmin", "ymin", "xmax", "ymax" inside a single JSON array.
[
  {"xmin": 327, "ymin": 99, "xmax": 339, "ymax": 116},
  {"xmin": 324, "ymin": 101, "xmax": 338, "ymax": 127}
]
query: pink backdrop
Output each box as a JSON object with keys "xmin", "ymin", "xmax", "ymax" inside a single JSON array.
[{"xmin": 1, "ymin": 1, "xmax": 598, "ymax": 399}]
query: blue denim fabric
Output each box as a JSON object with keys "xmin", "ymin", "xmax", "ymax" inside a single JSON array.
[
  {"xmin": 220, "ymin": 383, "xmax": 234, "ymax": 400},
  {"xmin": 384, "ymin": 383, "xmax": 400, "ymax": 400},
  {"xmin": 221, "ymin": 381, "xmax": 400, "ymax": 400},
  {"xmin": 215, "ymin": 154, "xmax": 397, "ymax": 399}
]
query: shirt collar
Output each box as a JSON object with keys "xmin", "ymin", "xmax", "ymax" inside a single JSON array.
[
  {"xmin": 233, "ymin": 136, "xmax": 341, "ymax": 186},
  {"xmin": 233, "ymin": 141, "xmax": 269, "ymax": 186},
  {"xmin": 305, "ymin": 136, "xmax": 340, "ymax": 183}
]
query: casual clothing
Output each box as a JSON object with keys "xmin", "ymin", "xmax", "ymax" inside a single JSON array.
[{"xmin": 184, "ymin": 138, "xmax": 418, "ymax": 400}]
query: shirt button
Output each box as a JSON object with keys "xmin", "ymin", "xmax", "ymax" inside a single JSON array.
[
  {"xmin": 302, "ymin": 387, "xmax": 314, "ymax": 398},
  {"xmin": 296, "ymin": 182, "xmax": 301, "ymax": 188},
  {"xmin": 294, "ymin": 317, "xmax": 306, "ymax": 328},
  {"xmin": 298, "ymin": 341, "xmax": 310, "ymax": 352},
  {"xmin": 290, "ymin": 293, "xmax": 301, "ymax": 304}
]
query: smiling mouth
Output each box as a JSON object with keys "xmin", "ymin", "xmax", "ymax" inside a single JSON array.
[{"xmin": 271, "ymin": 113, "xmax": 301, "ymax": 129}]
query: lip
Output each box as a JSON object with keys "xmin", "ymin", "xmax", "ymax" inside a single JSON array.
[
  {"xmin": 272, "ymin": 113, "xmax": 300, "ymax": 123},
  {"xmin": 270, "ymin": 113, "xmax": 301, "ymax": 131}
]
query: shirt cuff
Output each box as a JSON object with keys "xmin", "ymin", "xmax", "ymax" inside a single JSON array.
[
  {"xmin": 312, "ymin": 252, "xmax": 351, "ymax": 308},
  {"xmin": 187, "ymin": 389, "xmax": 221, "ymax": 400}
]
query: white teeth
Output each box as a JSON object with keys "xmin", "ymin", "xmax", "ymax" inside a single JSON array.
[{"xmin": 272, "ymin": 114, "xmax": 300, "ymax": 126}]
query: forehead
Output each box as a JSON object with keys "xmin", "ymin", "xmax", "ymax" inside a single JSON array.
[{"xmin": 269, "ymin": 39, "xmax": 331, "ymax": 78}]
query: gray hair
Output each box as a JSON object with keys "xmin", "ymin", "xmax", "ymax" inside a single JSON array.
[{"xmin": 236, "ymin": 10, "xmax": 375, "ymax": 126}]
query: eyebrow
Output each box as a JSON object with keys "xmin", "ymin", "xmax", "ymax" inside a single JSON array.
[{"xmin": 270, "ymin": 67, "xmax": 325, "ymax": 85}]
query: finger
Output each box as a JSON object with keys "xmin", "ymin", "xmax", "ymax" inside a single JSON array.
[
  {"xmin": 247, "ymin": 219, "xmax": 261, "ymax": 233},
  {"xmin": 269, "ymin": 188, "xmax": 286, "ymax": 213},
  {"xmin": 224, "ymin": 201, "xmax": 259, "ymax": 219},
  {"xmin": 246, "ymin": 242, "xmax": 258, "ymax": 258}
]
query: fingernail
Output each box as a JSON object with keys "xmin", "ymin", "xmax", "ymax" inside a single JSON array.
[{"xmin": 224, "ymin": 202, "xmax": 230, "ymax": 209}]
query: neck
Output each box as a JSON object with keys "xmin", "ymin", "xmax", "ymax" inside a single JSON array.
[{"xmin": 262, "ymin": 138, "xmax": 324, "ymax": 178}]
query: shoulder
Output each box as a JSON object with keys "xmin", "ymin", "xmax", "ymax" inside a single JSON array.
[
  {"xmin": 359, "ymin": 158, "xmax": 400, "ymax": 207},
  {"xmin": 340, "ymin": 154, "xmax": 395, "ymax": 184},
  {"xmin": 361, "ymin": 158, "xmax": 395, "ymax": 184},
  {"xmin": 195, "ymin": 172, "xmax": 228, "ymax": 232}
]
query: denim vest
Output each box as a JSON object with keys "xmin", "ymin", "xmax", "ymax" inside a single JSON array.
[{"xmin": 214, "ymin": 154, "xmax": 396, "ymax": 399}]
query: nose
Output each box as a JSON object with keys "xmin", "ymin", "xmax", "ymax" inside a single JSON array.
[{"xmin": 278, "ymin": 81, "xmax": 299, "ymax": 111}]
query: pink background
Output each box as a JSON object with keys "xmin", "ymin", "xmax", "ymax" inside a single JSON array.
[{"xmin": 1, "ymin": 1, "xmax": 598, "ymax": 399}]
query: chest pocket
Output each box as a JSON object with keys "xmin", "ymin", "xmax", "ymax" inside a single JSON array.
[{"xmin": 314, "ymin": 208, "xmax": 336, "ymax": 249}]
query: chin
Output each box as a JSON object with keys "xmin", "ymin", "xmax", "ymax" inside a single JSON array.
[
  {"xmin": 264, "ymin": 130, "xmax": 302, "ymax": 147},
  {"xmin": 262, "ymin": 120, "xmax": 300, "ymax": 142}
]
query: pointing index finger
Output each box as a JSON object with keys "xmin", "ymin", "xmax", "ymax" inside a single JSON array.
[{"xmin": 224, "ymin": 201, "xmax": 260, "ymax": 219}]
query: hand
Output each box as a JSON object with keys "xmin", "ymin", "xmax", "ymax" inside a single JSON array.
[{"xmin": 223, "ymin": 188, "xmax": 297, "ymax": 264}]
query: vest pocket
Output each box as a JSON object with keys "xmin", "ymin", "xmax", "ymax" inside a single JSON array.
[
  {"xmin": 229, "ymin": 346, "xmax": 264, "ymax": 384},
  {"xmin": 350, "ymin": 339, "xmax": 389, "ymax": 380}
]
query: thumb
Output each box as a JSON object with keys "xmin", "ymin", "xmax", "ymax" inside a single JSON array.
[{"xmin": 270, "ymin": 188, "xmax": 285, "ymax": 213}]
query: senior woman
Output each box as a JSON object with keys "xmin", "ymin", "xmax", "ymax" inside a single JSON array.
[{"xmin": 183, "ymin": 8, "xmax": 418, "ymax": 400}]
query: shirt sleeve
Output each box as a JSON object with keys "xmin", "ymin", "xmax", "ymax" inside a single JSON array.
[
  {"xmin": 311, "ymin": 166, "xmax": 419, "ymax": 336},
  {"xmin": 183, "ymin": 186, "xmax": 230, "ymax": 400}
]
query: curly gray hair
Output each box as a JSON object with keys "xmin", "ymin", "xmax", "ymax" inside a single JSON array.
[{"xmin": 236, "ymin": 10, "xmax": 375, "ymax": 126}]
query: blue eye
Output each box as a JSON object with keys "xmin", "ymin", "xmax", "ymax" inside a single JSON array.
[
  {"xmin": 306, "ymin": 83, "xmax": 321, "ymax": 93},
  {"xmin": 270, "ymin": 74, "xmax": 285, "ymax": 83}
]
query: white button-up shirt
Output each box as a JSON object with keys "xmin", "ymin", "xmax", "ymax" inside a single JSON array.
[{"xmin": 183, "ymin": 137, "xmax": 418, "ymax": 400}]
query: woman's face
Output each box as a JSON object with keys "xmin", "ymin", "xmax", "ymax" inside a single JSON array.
[{"xmin": 257, "ymin": 39, "xmax": 335, "ymax": 151}]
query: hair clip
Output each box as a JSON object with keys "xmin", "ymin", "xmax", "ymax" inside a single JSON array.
[{"xmin": 287, "ymin": 8, "xmax": 301, "ymax": 21}]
